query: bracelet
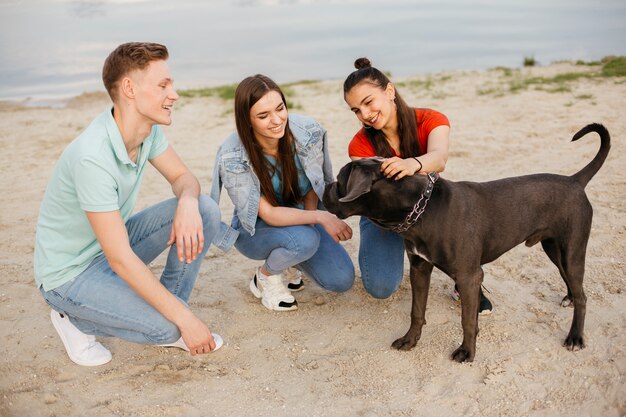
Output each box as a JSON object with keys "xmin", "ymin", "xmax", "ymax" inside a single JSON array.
[{"xmin": 413, "ymin": 157, "xmax": 423, "ymax": 173}]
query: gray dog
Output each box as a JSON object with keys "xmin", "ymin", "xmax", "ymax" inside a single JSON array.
[{"xmin": 323, "ymin": 123, "xmax": 610, "ymax": 362}]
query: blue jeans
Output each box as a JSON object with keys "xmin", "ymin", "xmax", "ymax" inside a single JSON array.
[
  {"xmin": 359, "ymin": 217, "xmax": 405, "ymax": 299},
  {"xmin": 233, "ymin": 215, "xmax": 354, "ymax": 292},
  {"xmin": 40, "ymin": 195, "xmax": 221, "ymax": 345}
]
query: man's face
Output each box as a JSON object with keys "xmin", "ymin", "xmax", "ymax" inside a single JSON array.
[{"xmin": 130, "ymin": 59, "xmax": 178, "ymax": 126}]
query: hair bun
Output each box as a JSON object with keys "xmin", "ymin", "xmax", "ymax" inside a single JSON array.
[{"xmin": 354, "ymin": 57, "xmax": 371, "ymax": 70}]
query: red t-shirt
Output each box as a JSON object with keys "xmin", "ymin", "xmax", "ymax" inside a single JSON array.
[{"xmin": 348, "ymin": 108, "xmax": 450, "ymax": 158}]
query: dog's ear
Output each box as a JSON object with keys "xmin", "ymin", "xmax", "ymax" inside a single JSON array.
[{"xmin": 339, "ymin": 164, "xmax": 374, "ymax": 202}]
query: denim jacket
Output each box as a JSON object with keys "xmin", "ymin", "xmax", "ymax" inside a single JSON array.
[{"xmin": 210, "ymin": 114, "xmax": 334, "ymax": 251}]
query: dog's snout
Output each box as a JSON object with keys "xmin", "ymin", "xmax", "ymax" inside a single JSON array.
[
  {"xmin": 323, "ymin": 182, "xmax": 349, "ymax": 219},
  {"xmin": 323, "ymin": 182, "xmax": 338, "ymax": 209}
]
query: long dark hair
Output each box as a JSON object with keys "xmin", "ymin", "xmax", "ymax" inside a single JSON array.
[
  {"xmin": 234, "ymin": 74, "xmax": 301, "ymax": 207},
  {"xmin": 343, "ymin": 57, "xmax": 420, "ymax": 157}
]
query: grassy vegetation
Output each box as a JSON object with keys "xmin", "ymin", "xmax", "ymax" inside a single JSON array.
[
  {"xmin": 396, "ymin": 78, "xmax": 433, "ymax": 91},
  {"xmin": 279, "ymin": 85, "xmax": 297, "ymax": 99},
  {"xmin": 288, "ymin": 102, "xmax": 304, "ymax": 110},
  {"xmin": 281, "ymin": 79, "xmax": 319, "ymax": 88},
  {"xmin": 478, "ymin": 55, "xmax": 625, "ymax": 97},
  {"xmin": 537, "ymin": 84, "xmax": 572, "ymax": 93},
  {"xmin": 493, "ymin": 66, "xmax": 513, "ymax": 77},
  {"xmin": 396, "ymin": 73, "xmax": 454, "ymax": 93},
  {"xmin": 178, "ymin": 84, "xmax": 238, "ymax": 100},
  {"xmin": 177, "ymin": 57, "xmax": 625, "ymax": 102},
  {"xmin": 178, "ymin": 79, "xmax": 320, "ymax": 102},
  {"xmin": 476, "ymin": 87, "xmax": 504, "ymax": 97},
  {"xmin": 600, "ymin": 56, "xmax": 626, "ymax": 76},
  {"xmin": 575, "ymin": 59, "xmax": 602, "ymax": 66}
]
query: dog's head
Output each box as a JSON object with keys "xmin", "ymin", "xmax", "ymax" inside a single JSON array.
[{"xmin": 323, "ymin": 158, "xmax": 430, "ymax": 228}]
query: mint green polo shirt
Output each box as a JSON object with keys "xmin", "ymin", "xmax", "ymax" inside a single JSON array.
[{"xmin": 34, "ymin": 109, "xmax": 168, "ymax": 291}]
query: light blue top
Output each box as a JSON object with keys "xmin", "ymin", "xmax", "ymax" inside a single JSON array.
[
  {"xmin": 210, "ymin": 114, "xmax": 333, "ymax": 251},
  {"xmin": 34, "ymin": 108, "xmax": 169, "ymax": 291},
  {"xmin": 265, "ymin": 151, "xmax": 312, "ymax": 207}
]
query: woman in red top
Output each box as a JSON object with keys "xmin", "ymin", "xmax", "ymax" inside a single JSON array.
[{"xmin": 343, "ymin": 57, "xmax": 492, "ymax": 314}]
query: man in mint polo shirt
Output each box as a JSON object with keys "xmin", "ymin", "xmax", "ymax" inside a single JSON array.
[{"xmin": 34, "ymin": 42, "xmax": 223, "ymax": 366}]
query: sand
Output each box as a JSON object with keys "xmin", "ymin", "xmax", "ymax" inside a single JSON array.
[{"xmin": 0, "ymin": 61, "xmax": 624, "ymax": 417}]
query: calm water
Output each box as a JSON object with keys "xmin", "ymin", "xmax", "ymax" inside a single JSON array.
[{"xmin": 1, "ymin": 0, "xmax": 625, "ymax": 102}]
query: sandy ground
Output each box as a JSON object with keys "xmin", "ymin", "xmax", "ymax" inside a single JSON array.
[{"xmin": 0, "ymin": 61, "xmax": 624, "ymax": 417}]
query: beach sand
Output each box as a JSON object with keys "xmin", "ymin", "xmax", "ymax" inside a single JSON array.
[{"xmin": 0, "ymin": 61, "xmax": 624, "ymax": 417}]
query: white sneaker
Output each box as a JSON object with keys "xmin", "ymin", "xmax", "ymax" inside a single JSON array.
[
  {"xmin": 285, "ymin": 267, "xmax": 305, "ymax": 292},
  {"xmin": 50, "ymin": 310, "xmax": 112, "ymax": 367},
  {"xmin": 250, "ymin": 267, "xmax": 298, "ymax": 311},
  {"xmin": 158, "ymin": 334, "xmax": 223, "ymax": 352}
]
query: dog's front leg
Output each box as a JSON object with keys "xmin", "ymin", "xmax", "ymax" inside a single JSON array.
[
  {"xmin": 451, "ymin": 269, "xmax": 483, "ymax": 362},
  {"xmin": 392, "ymin": 253, "xmax": 433, "ymax": 351}
]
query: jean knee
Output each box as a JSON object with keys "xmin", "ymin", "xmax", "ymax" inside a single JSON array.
[
  {"xmin": 314, "ymin": 261, "xmax": 354, "ymax": 293},
  {"xmin": 292, "ymin": 227, "xmax": 320, "ymax": 260},
  {"xmin": 366, "ymin": 285, "xmax": 396, "ymax": 299},
  {"xmin": 362, "ymin": 272, "xmax": 399, "ymax": 299},
  {"xmin": 328, "ymin": 272, "xmax": 354, "ymax": 293},
  {"xmin": 147, "ymin": 319, "xmax": 181, "ymax": 344}
]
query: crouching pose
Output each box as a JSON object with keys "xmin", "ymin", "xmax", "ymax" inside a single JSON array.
[
  {"xmin": 211, "ymin": 74, "xmax": 355, "ymax": 311},
  {"xmin": 342, "ymin": 57, "xmax": 493, "ymax": 312},
  {"xmin": 34, "ymin": 42, "xmax": 223, "ymax": 366}
]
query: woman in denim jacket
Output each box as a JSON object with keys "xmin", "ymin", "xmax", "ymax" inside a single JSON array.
[{"xmin": 210, "ymin": 74, "xmax": 354, "ymax": 311}]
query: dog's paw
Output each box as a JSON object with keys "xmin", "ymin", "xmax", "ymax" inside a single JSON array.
[
  {"xmin": 391, "ymin": 336, "xmax": 417, "ymax": 351},
  {"xmin": 451, "ymin": 346, "xmax": 475, "ymax": 363},
  {"xmin": 560, "ymin": 295, "xmax": 573, "ymax": 307},
  {"xmin": 563, "ymin": 334, "xmax": 585, "ymax": 351}
]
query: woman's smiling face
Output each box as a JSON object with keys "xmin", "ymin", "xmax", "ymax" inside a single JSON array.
[
  {"xmin": 249, "ymin": 90, "xmax": 288, "ymax": 145},
  {"xmin": 344, "ymin": 80, "xmax": 396, "ymax": 130}
]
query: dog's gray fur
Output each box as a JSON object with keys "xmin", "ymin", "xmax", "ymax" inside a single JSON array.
[{"xmin": 323, "ymin": 123, "xmax": 610, "ymax": 362}]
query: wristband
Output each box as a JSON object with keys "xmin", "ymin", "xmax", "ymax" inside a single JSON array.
[{"xmin": 413, "ymin": 157, "xmax": 423, "ymax": 173}]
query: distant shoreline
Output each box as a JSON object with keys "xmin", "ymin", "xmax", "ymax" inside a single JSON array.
[{"xmin": 2, "ymin": 56, "xmax": 623, "ymax": 109}]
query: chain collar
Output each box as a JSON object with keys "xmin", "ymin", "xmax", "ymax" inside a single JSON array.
[{"xmin": 390, "ymin": 172, "xmax": 439, "ymax": 233}]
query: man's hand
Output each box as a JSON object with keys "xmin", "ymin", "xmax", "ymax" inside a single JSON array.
[
  {"xmin": 86, "ymin": 210, "xmax": 213, "ymax": 354},
  {"xmin": 167, "ymin": 196, "xmax": 204, "ymax": 263},
  {"xmin": 178, "ymin": 311, "xmax": 218, "ymax": 355},
  {"xmin": 150, "ymin": 145, "xmax": 204, "ymax": 263}
]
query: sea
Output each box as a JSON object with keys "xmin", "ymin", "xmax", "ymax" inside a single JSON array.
[{"xmin": 1, "ymin": 0, "xmax": 625, "ymax": 103}]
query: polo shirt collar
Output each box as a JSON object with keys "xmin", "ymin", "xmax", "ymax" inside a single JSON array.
[{"xmin": 105, "ymin": 107, "xmax": 144, "ymax": 167}]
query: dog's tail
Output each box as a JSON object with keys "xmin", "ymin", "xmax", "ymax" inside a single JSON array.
[{"xmin": 571, "ymin": 123, "xmax": 611, "ymax": 187}]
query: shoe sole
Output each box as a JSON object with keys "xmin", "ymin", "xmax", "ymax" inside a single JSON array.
[
  {"xmin": 158, "ymin": 332, "xmax": 223, "ymax": 352},
  {"xmin": 50, "ymin": 310, "xmax": 112, "ymax": 367},
  {"xmin": 212, "ymin": 333, "xmax": 224, "ymax": 351},
  {"xmin": 261, "ymin": 298, "xmax": 298, "ymax": 311}
]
